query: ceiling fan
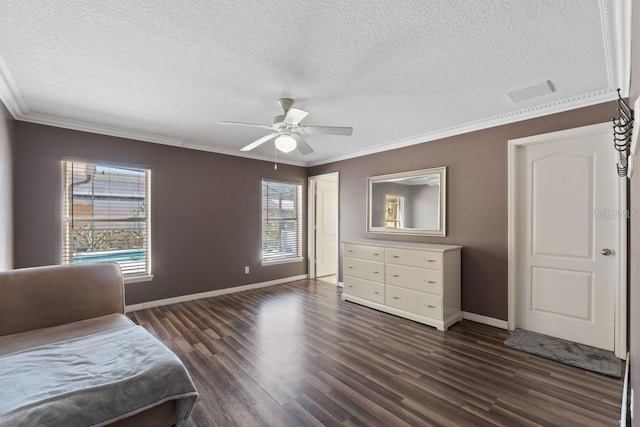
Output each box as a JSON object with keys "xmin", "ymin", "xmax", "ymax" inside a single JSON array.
[{"xmin": 219, "ymin": 98, "xmax": 353, "ymax": 155}]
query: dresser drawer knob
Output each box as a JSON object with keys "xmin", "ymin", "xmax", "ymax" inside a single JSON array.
[
  {"xmin": 393, "ymin": 274, "xmax": 400, "ymax": 278},
  {"xmin": 373, "ymin": 253, "xmax": 380, "ymax": 256},
  {"xmin": 427, "ymin": 259, "xmax": 436, "ymax": 263},
  {"xmin": 347, "ymin": 250, "xmax": 354, "ymax": 252},
  {"xmin": 374, "ymin": 291, "xmax": 380, "ymax": 295},
  {"xmin": 347, "ymin": 285, "xmax": 353, "ymax": 288},
  {"xmin": 427, "ymin": 304, "xmax": 437, "ymax": 308},
  {"xmin": 393, "ymin": 296, "xmax": 400, "ymax": 300},
  {"xmin": 374, "ymin": 271, "xmax": 379, "ymax": 274},
  {"xmin": 348, "ymin": 266, "xmax": 353, "ymax": 269},
  {"xmin": 427, "ymin": 280, "xmax": 436, "ymax": 284},
  {"xmin": 392, "ymin": 255, "xmax": 400, "ymax": 258}
]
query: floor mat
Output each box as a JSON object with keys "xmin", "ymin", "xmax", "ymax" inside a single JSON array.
[{"xmin": 504, "ymin": 328, "xmax": 622, "ymax": 378}]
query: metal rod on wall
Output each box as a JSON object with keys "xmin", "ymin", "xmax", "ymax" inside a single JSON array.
[{"xmin": 613, "ymin": 88, "xmax": 634, "ymax": 178}]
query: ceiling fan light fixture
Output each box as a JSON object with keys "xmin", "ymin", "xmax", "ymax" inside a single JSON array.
[
  {"xmin": 223, "ymin": 98, "xmax": 351, "ymax": 155},
  {"xmin": 275, "ymin": 134, "xmax": 297, "ymax": 153}
]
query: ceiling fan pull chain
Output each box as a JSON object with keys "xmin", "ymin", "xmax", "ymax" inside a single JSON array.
[{"xmin": 274, "ymin": 142, "xmax": 278, "ymax": 170}]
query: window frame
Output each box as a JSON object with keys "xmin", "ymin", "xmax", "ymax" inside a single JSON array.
[
  {"xmin": 61, "ymin": 160, "xmax": 153, "ymax": 283},
  {"xmin": 261, "ymin": 179, "xmax": 304, "ymax": 266}
]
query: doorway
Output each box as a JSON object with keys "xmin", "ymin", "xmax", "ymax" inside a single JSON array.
[
  {"xmin": 508, "ymin": 123, "xmax": 627, "ymax": 358},
  {"xmin": 308, "ymin": 173, "xmax": 339, "ymax": 284}
]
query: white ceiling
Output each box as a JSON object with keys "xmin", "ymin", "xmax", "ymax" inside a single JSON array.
[{"xmin": 0, "ymin": 1, "xmax": 631, "ymax": 167}]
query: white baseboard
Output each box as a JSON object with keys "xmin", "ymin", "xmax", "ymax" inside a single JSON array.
[
  {"xmin": 462, "ymin": 311, "xmax": 509, "ymax": 329},
  {"xmin": 125, "ymin": 280, "xmax": 510, "ymax": 331},
  {"xmin": 125, "ymin": 274, "xmax": 308, "ymax": 312}
]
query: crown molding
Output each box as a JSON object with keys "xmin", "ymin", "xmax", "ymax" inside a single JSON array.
[
  {"xmin": 614, "ymin": 0, "xmax": 632, "ymax": 94},
  {"xmin": 600, "ymin": 0, "xmax": 617, "ymax": 89},
  {"xmin": 17, "ymin": 111, "xmax": 307, "ymax": 167},
  {"xmin": 21, "ymin": 111, "xmax": 186, "ymax": 146},
  {"xmin": 307, "ymin": 88, "xmax": 619, "ymax": 166},
  {"xmin": 599, "ymin": 0, "xmax": 631, "ymax": 95},
  {"xmin": 0, "ymin": 55, "xmax": 28, "ymax": 117},
  {"xmin": 11, "ymin": 89, "xmax": 622, "ymax": 170}
]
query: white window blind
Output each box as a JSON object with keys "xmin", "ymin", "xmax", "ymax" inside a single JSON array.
[
  {"xmin": 62, "ymin": 161, "xmax": 151, "ymax": 278},
  {"xmin": 261, "ymin": 180, "xmax": 302, "ymax": 264}
]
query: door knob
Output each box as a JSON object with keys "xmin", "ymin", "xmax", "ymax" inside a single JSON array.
[{"xmin": 601, "ymin": 248, "xmax": 612, "ymax": 256}]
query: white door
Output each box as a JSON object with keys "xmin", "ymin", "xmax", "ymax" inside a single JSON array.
[
  {"xmin": 517, "ymin": 126, "xmax": 622, "ymax": 351},
  {"xmin": 315, "ymin": 179, "xmax": 338, "ymax": 277}
]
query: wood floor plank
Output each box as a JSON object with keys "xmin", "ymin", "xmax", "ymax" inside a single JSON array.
[
  {"xmin": 128, "ymin": 279, "xmax": 623, "ymax": 426},
  {"xmin": 294, "ymin": 393, "xmax": 347, "ymax": 426}
]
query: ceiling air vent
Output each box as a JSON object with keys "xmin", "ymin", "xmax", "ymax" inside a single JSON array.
[{"xmin": 506, "ymin": 80, "xmax": 555, "ymax": 103}]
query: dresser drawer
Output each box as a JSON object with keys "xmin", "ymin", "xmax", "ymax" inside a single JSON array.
[
  {"xmin": 343, "ymin": 257, "xmax": 385, "ymax": 283},
  {"xmin": 385, "ymin": 248, "xmax": 442, "ymax": 270},
  {"xmin": 344, "ymin": 244, "xmax": 384, "ymax": 262},
  {"xmin": 385, "ymin": 264, "xmax": 442, "ymax": 295},
  {"xmin": 343, "ymin": 277, "xmax": 385, "ymax": 304},
  {"xmin": 385, "ymin": 285, "xmax": 443, "ymax": 320}
]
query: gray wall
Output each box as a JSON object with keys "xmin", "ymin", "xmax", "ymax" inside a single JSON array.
[
  {"xmin": 7, "ymin": 100, "xmax": 624, "ymax": 321},
  {"xmin": 309, "ymin": 100, "xmax": 617, "ymax": 321},
  {"xmin": 12, "ymin": 122, "xmax": 307, "ymax": 304},
  {"xmin": 0, "ymin": 102, "xmax": 13, "ymax": 270}
]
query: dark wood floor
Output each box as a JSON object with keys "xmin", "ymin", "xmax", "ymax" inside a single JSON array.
[{"xmin": 128, "ymin": 279, "xmax": 623, "ymax": 427}]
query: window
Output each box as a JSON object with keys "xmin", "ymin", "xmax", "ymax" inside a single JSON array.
[
  {"xmin": 261, "ymin": 179, "xmax": 302, "ymax": 264},
  {"xmin": 62, "ymin": 161, "xmax": 151, "ymax": 281}
]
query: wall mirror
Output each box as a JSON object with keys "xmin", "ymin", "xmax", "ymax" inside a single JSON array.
[{"xmin": 367, "ymin": 167, "xmax": 446, "ymax": 236}]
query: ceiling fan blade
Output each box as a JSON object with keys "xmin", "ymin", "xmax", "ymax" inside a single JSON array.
[
  {"xmin": 219, "ymin": 121, "xmax": 274, "ymax": 130},
  {"xmin": 300, "ymin": 125, "xmax": 353, "ymax": 136},
  {"xmin": 283, "ymin": 108, "xmax": 308, "ymax": 125},
  {"xmin": 240, "ymin": 133, "xmax": 278, "ymax": 151},
  {"xmin": 291, "ymin": 134, "xmax": 314, "ymax": 155}
]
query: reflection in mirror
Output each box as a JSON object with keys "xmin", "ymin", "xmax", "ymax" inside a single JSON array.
[{"xmin": 367, "ymin": 167, "xmax": 446, "ymax": 236}]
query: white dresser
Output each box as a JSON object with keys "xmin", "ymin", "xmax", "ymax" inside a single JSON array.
[{"xmin": 342, "ymin": 240, "xmax": 462, "ymax": 331}]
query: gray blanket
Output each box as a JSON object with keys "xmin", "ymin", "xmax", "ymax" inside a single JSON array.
[{"xmin": 0, "ymin": 326, "xmax": 198, "ymax": 426}]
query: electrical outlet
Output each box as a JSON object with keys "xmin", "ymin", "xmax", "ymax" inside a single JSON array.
[{"xmin": 244, "ymin": 266, "xmax": 250, "ymax": 274}]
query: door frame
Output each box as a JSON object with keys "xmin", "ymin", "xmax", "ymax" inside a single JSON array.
[
  {"xmin": 308, "ymin": 172, "xmax": 340, "ymax": 281},
  {"xmin": 507, "ymin": 122, "xmax": 627, "ymax": 358}
]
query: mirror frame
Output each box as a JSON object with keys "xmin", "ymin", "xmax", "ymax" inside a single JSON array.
[{"xmin": 366, "ymin": 167, "xmax": 447, "ymax": 236}]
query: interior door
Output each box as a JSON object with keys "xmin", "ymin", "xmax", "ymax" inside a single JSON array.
[
  {"xmin": 517, "ymin": 128, "xmax": 621, "ymax": 351},
  {"xmin": 315, "ymin": 179, "xmax": 338, "ymax": 278}
]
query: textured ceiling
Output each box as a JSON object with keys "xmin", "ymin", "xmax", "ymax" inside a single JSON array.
[{"xmin": 0, "ymin": 0, "xmax": 631, "ymax": 166}]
